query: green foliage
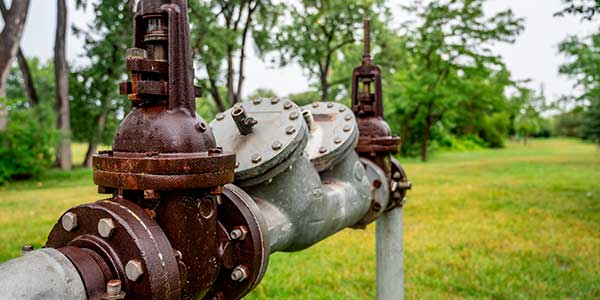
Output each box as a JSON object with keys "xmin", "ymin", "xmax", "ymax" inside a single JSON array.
[
  {"xmin": 555, "ymin": 0, "xmax": 600, "ymax": 20},
  {"xmin": 380, "ymin": 0, "xmax": 524, "ymax": 159},
  {"xmin": 70, "ymin": 0, "xmax": 134, "ymax": 146},
  {"xmin": 558, "ymin": 30, "xmax": 600, "ymax": 144},
  {"xmin": 0, "ymin": 101, "xmax": 56, "ymax": 185},
  {"xmin": 246, "ymin": 88, "xmax": 277, "ymax": 100},
  {"xmin": 0, "ymin": 59, "xmax": 57, "ymax": 184},
  {"xmin": 287, "ymin": 90, "xmax": 321, "ymax": 107},
  {"xmin": 257, "ymin": 0, "xmax": 387, "ymax": 100}
]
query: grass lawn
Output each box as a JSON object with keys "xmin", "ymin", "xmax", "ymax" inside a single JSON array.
[{"xmin": 0, "ymin": 138, "xmax": 599, "ymax": 299}]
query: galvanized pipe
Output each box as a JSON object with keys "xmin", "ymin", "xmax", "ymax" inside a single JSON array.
[
  {"xmin": 0, "ymin": 248, "xmax": 87, "ymax": 300},
  {"xmin": 376, "ymin": 207, "xmax": 404, "ymax": 300}
]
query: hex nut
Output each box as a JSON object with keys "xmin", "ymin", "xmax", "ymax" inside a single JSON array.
[
  {"xmin": 270, "ymin": 97, "xmax": 280, "ymax": 104},
  {"xmin": 319, "ymin": 146, "xmax": 327, "ymax": 154},
  {"xmin": 229, "ymin": 226, "xmax": 248, "ymax": 240},
  {"xmin": 125, "ymin": 259, "xmax": 145, "ymax": 282},
  {"xmin": 312, "ymin": 102, "xmax": 319, "ymax": 108},
  {"xmin": 334, "ymin": 137, "xmax": 343, "ymax": 144},
  {"xmin": 216, "ymin": 113, "xmax": 225, "ymax": 121},
  {"xmin": 98, "ymin": 218, "xmax": 117, "ymax": 238},
  {"xmin": 272, "ymin": 140, "xmax": 283, "ymax": 151},
  {"xmin": 289, "ymin": 111, "xmax": 299, "ymax": 120},
  {"xmin": 230, "ymin": 265, "xmax": 249, "ymax": 282},
  {"xmin": 343, "ymin": 125, "xmax": 352, "ymax": 132},
  {"xmin": 62, "ymin": 212, "xmax": 78, "ymax": 232},
  {"xmin": 327, "ymin": 102, "xmax": 334, "ymax": 108},
  {"xmin": 283, "ymin": 101, "xmax": 293, "ymax": 109},
  {"xmin": 251, "ymin": 154, "xmax": 262, "ymax": 164},
  {"xmin": 253, "ymin": 98, "xmax": 262, "ymax": 105},
  {"xmin": 286, "ymin": 126, "xmax": 296, "ymax": 135}
]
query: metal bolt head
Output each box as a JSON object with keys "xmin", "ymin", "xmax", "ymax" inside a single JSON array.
[
  {"xmin": 286, "ymin": 126, "xmax": 296, "ymax": 135},
  {"xmin": 231, "ymin": 265, "xmax": 249, "ymax": 282},
  {"xmin": 327, "ymin": 102, "xmax": 334, "ymax": 108},
  {"xmin": 270, "ymin": 97, "xmax": 280, "ymax": 104},
  {"xmin": 98, "ymin": 218, "xmax": 117, "ymax": 238},
  {"xmin": 62, "ymin": 212, "xmax": 78, "ymax": 232},
  {"xmin": 106, "ymin": 279, "xmax": 123, "ymax": 296},
  {"xmin": 235, "ymin": 161, "xmax": 240, "ymax": 168},
  {"xmin": 229, "ymin": 226, "xmax": 248, "ymax": 240},
  {"xmin": 251, "ymin": 154, "xmax": 262, "ymax": 163},
  {"xmin": 125, "ymin": 259, "xmax": 145, "ymax": 282},
  {"xmin": 319, "ymin": 146, "xmax": 327, "ymax": 154},
  {"xmin": 312, "ymin": 102, "xmax": 320, "ymax": 108},
  {"xmin": 21, "ymin": 244, "xmax": 34, "ymax": 255},
  {"xmin": 272, "ymin": 140, "xmax": 282, "ymax": 151},
  {"xmin": 345, "ymin": 114, "xmax": 352, "ymax": 121},
  {"xmin": 393, "ymin": 172, "xmax": 402, "ymax": 180},
  {"xmin": 283, "ymin": 101, "xmax": 292, "ymax": 109},
  {"xmin": 339, "ymin": 107, "xmax": 346, "ymax": 112},
  {"xmin": 252, "ymin": 98, "xmax": 262, "ymax": 105},
  {"xmin": 334, "ymin": 137, "xmax": 342, "ymax": 144},
  {"xmin": 289, "ymin": 111, "xmax": 299, "ymax": 120},
  {"xmin": 343, "ymin": 125, "xmax": 352, "ymax": 132},
  {"xmin": 215, "ymin": 113, "xmax": 225, "ymax": 121}
]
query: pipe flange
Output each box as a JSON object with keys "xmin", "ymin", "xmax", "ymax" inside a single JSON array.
[
  {"xmin": 353, "ymin": 158, "xmax": 391, "ymax": 227},
  {"xmin": 46, "ymin": 198, "xmax": 182, "ymax": 300},
  {"xmin": 388, "ymin": 157, "xmax": 411, "ymax": 210},
  {"xmin": 204, "ymin": 184, "xmax": 269, "ymax": 300},
  {"xmin": 92, "ymin": 150, "xmax": 235, "ymax": 190}
]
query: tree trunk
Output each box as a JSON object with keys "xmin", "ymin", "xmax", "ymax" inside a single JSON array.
[
  {"xmin": 421, "ymin": 101, "xmax": 434, "ymax": 162},
  {"xmin": 226, "ymin": 48, "xmax": 235, "ymax": 105},
  {"xmin": 83, "ymin": 107, "xmax": 108, "ymax": 167},
  {"xmin": 0, "ymin": 0, "xmax": 31, "ymax": 131},
  {"xmin": 320, "ymin": 72, "xmax": 328, "ymax": 102},
  {"xmin": 54, "ymin": 0, "xmax": 71, "ymax": 170},
  {"xmin": 17, "ymin": 49, "xmax": 38, "ymax": 106}
]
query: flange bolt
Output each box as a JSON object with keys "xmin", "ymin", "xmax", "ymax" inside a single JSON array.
[
  {"xmin": 125, "ymin": 259, "xmax": 145, "ymax": 282},
  {"xmin": 102, "ymin": 279, "xmax": 126, "ymax": 300},
  {"xmin": 62, "ymin": 212, "xmax": 78, "ymax": 232},
  {"xmin": 231, "ymin": 265, "xmax": 249, "ymax": 282},
  {"xmin": 98, "ymin": 218, "xmax": 117, "ymax": 238}
]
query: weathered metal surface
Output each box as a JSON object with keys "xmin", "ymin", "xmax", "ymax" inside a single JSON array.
[
  {"xmin": 205, "ymin": 184, "xmax": 269, "ymax": 300},
  {"xmin": 0, "ymin": 248, "xmax": 88, "ymax": 300},
  {"xmin": 302, "ymin": 101, "xmax": 359, "ymax": 172},
  {"xmin": 46, "ymin": 198, "xmax": 182, "ymax": 300},
  {"xmin": 353, "ymin": 158, "xmax": 391, "ymax": 227}
]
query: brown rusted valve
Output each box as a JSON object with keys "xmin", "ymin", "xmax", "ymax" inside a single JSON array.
[{"xmin": 352, "ymin": 18, "xmax": 410, "ymax": 227}]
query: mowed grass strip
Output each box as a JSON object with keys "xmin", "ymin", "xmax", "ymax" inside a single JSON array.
[{"xmin": 0, "ymin": 139, "xmax": 598, "ymax": 299}]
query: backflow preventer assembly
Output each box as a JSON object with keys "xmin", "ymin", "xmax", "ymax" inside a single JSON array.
[{"xmin": 0, "ymin": 1, "xmax": 410, "ymax": 299}]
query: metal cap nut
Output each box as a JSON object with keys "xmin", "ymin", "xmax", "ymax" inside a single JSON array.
[
  {"xmin": 125, "ymin": 259, "xmax": 145, "ymax": 282},
  {"xmin": 98, "ymin": 218, "xmax": 117, "ymax": 238},
  {"xmin": 62, "ymin": 212, "xmax": 78, "ymax": 232}
]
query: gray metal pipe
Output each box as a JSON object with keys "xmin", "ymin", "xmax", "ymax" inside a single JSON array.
[
  {"xmin": 249, "ymin": 151, "xmax": 372, "ymax": 252},
  {"xmin": 376, "ymin": 207, "xmax": 404, "ymax": 300},
  {"xmin": 0, "ymin": 248, "xmax": 87, "ymax": 300}
]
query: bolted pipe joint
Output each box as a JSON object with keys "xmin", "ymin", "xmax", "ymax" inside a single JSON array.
[{"xmin": 231, "ymin": 104, "xmax": 257, "ymax": 135}]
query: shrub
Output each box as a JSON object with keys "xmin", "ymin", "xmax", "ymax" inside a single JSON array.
[{"xmin": 0, "ymin": 101, "xmax": 56, "ymax": 184}]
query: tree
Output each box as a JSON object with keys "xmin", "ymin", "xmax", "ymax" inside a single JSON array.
[
  {"xmin": 54, "ymin": 0, "xmax": 71, "ymax": 170},
  {"xmin": 71, "ymin": 0, "xmax": 134, "ymax": 167},
  {"xmin": 0, "ymin": 0, "xmax": 30, "ymax": 131},
  {"xmin": 257, "ymin": 0, "xmax": 386, "ymax": 101},
  {"xmin": 384, "ymin": 0, "xmax": 524, "ymax": 161},
  {"xmin": 558, "ymin": 33, "xmax": 600, "ymax": 144},
  {"xmin": 555, "ymin": 0, "xmax": 600, "ymax": 20},
  {"xmin": 189, "ymin": 0, "xmax": 281, "ymax": 111},
  {"xmin": 0, "ymin": 1, "xmax": 38, "ymax": 106},
  {"xmin": 556, "ymin": 1, "xmax": 600, "ymax": 145}
]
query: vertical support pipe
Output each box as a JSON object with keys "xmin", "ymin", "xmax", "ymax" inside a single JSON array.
[{"xmin": 376, "ymin": 206, "xmax": 404, "ymax": 300}]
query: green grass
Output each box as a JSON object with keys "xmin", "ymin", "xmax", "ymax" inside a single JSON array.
[{"xmin": 0, "ymin": 139, "xmax": 599, "ymax": 299}]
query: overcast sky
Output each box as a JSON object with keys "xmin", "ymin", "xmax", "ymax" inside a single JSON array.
[{"xmin": 15, "ymin": 0, "xmax": 600, "ymax": 101}]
